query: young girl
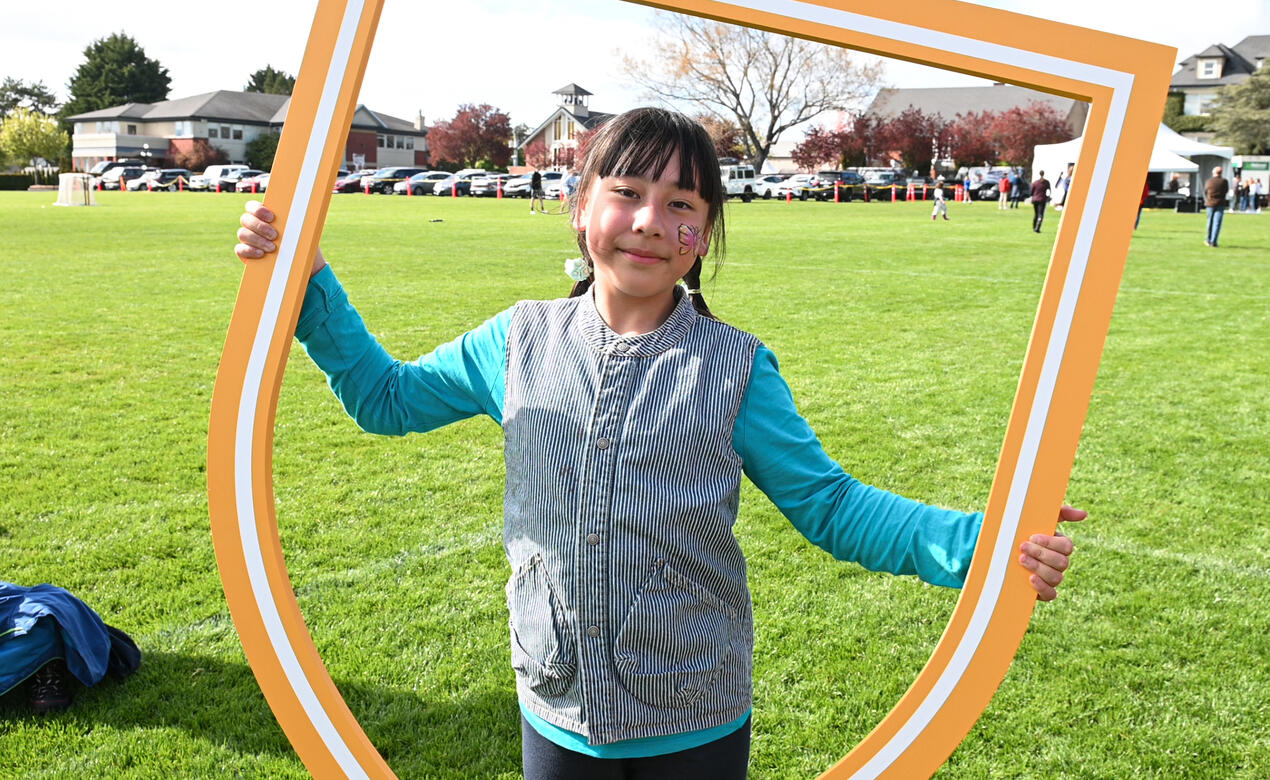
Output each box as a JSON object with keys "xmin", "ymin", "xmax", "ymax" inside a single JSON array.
[{"xmin": 234, "ymin": 108, "xmax": 1082, "ymax": 779}]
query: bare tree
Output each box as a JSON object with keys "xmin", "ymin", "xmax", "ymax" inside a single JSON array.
[{"xmin": 622, "ymin": 12, "xmax": 884, "ymax": 171}]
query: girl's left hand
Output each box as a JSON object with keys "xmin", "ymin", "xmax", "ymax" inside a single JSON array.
[{"xmin": 1018, "ymin": 505, "xmax": 1087, "ymax": 601}]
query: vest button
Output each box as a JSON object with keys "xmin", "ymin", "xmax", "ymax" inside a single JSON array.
[
  {"xmin": 587, "ymin": 625, "xmax": 601, "ymax": 638},
  {"xmin": 614, "ymin": 342, "xmax": 630, "ymax": 352},
  {"xmin": 586, "ymin": 533, "xmax": 600, "ymax": 545},
  {"xmin": 596, "ymin": 437, "xmax": 611, "ymax": 449}
]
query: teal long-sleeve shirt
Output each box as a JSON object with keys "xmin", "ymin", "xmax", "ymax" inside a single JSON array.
[{"xmin": 295, "ymin": 265, "xmax": 983, "ymax": 589}]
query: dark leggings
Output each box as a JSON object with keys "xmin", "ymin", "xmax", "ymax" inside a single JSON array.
[
  {"xmin": 1033, "ymin": 200, "xmax": 1047, "ymax": 231},
  {"xmin": 521, "ymin": 716, "xmax": 751, "ymax": 780}
]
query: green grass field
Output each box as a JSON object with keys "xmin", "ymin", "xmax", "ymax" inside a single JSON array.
[{"xmin": 0, "ymin": 190, "xmax": 1266, "ymax": 778}]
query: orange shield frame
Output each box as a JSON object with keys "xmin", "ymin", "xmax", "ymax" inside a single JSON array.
[{"xmin": 206, "ymin": 1, "xmax": 1176, "ymax": 777}]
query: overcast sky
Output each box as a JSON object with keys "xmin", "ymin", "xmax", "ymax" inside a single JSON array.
[{"xmin": 5, "ymin": 0, "xmax": 1268, "ymax": 130}]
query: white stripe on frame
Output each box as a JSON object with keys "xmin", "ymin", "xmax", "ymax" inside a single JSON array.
[
  {"xmin": 709, "ymin": 1, "xmax": 1133, "ymax": 775},
  {"xmin": 234, "ymin": 0, "xmax": 372, "ymax": 777}
]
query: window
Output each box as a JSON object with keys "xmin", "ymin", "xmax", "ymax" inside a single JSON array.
[
  {"xmin": 220, "ymin": 125, "xmax": 231, "ymax": 139},
  {"xmin": 567, "ymin": 120, "xmax": 575, "ymax": 141},
  {"xmin": 396, "ymin": 136, "xmax": 404, "ymax": 149},
  {"xmin": 377, "ymin": 135, "xmax": 385, "ymax": 148},
  {"xmin": 232, "ymin": 126, "xmax": 243, "ymax": 140},
  {"xmin": 406, "ymin": 136, "xmax": 414, "ymax": 150},
  {"xmin": 126, "ymin": 124, "xmax": 137, "ymax": 135},
  {"xmin": 209, "ymin": 127, "xmax": 219, "ymax": 138},
  {"xmin": 1198, "ymin": 58, "xmax": 1222, "ymax": 79},
  {"xmin": 553, "ymin": 117, "xmax": 562, "ymax": 140}
]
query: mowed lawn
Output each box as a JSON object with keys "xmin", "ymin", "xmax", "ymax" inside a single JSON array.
[{"xmin": 0, "ymin": 189, "xmax": 1266, "ymax": 778}]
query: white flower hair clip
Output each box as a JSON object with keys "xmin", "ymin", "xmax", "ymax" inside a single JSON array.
[{"xmin": 565, "ymin": 257, "xmax": 592, "ymax": 282}]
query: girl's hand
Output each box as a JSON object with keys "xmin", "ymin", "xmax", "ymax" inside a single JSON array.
[
  {"xmin": 235, "ymin": 200, "xmax": 327, "ymax": 277},
  {"xmin": 1018, "ymin": 505, "xmax": 1086, "ymax": 601}
]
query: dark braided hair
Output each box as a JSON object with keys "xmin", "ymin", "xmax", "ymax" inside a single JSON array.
[{"xmin": 566, "ymin": 107, "xmax": 725, "ymax": 320}]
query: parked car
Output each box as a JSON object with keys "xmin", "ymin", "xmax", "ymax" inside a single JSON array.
[
  {"xmin": 88, "ymin": 158, "xmax": 145, "ymax": 177},
  {"xmin": 863, "ymin": 169, "xmax": 907, "ymax": 199},
  {"xmin": 812, "ymin": 170, "xmax": 866, "ymax": 201},
  {"xmin": 99, "ymin": 166, "xmax": 146, "ymax": 190},
  {"xmin": 333, "ymin": 169, "xmax": 377, "ymax": 193},
  {"xmin": 430, "ymin": 171, "xmax": 486, "ymax": 197},
  {"xmin": 469, "ymin": 173, "xmax": 514, "ymax": 197},
  {"xmin": 236, "ymin": 172, "xmax": 271, "ymax": 193},
  {"xmin": 189, "ymin": 164, "xmax": 251, "ymax": 191},
  {"xmin": 216, "ymin": 168, "xmax": 264, "ymax": 192},
  {"xmin": 543, "ymin": 172, "xmax": 571, "ymax": 199},
  {"xmin": 393, "ymin": 171, "xmax": 451, "ymax": 196},
  {"xmin": 774, "ymin": 174, "xmax": 818, "ymax": 200},
  {"xmin": 125, "ymin": 168, "xmax": 191, "ymax": 191},
  {"xmin": 720, "ymin": 163, "xmax": 757, "ymax": 201},
  {"xmin": 365, "ymin": 166, "xmax": 427, "ymax": 194},
  {"xmin": 502, "ymin": 171, "xmax": 562, "ymax": 198},
  {"xmin": 754, "ymin": 174, "xmax": 788, "ymax": 199}
]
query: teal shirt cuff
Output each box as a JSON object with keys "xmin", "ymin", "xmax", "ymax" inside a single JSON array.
[{"xmin": 520, "ymin": 704, "xmax": 751, "ymax": 759}]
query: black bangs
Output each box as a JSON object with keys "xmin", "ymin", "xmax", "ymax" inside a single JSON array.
[{"xmin": 589, "ymin": 109, "xmax": 724, "ymax": 213}]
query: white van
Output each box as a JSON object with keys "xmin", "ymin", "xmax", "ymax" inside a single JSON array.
[
  {"xmin": 190, "ymin": 164, "xmax": 250, "ymax": 191},
  {"xmin": 720, "ymin": 163, "xmax": 756, "ymax": 202}
]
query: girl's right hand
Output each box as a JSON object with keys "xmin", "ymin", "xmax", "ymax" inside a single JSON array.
[{"xmin": 235, "ymin": 200, "xmax": 327, "ymax": 277}]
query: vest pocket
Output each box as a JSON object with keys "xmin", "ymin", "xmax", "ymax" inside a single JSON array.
[
  {"xmin": 613, "ymin": 560, "xmax": 738, "ymax": 708},
  {"xmin": 506, "ymin": 553, "xmax": 576, "ymax": 698}
]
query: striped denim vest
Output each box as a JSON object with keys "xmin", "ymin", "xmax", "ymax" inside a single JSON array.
[{"xmin": 503, "ymin": 290, "xmax": 760, "ymax": 745}]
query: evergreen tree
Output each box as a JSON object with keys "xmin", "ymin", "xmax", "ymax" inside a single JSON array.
[
  {"xmin": 1210, "ymin": 68, "xmax": 1270, "ymax": 155},
  {"xmin": 245, "ymin": 132, "xmax": 281, "ymax": 171},
  {"xmin": 244, "ymin": 66, "xmax": 296, "ymax": 96},
  {"xmin": 0, "ymin": 78, "xmax": 59, "ymax": 120},
  {"xmin": 60, "ymin": 33, "xmax": 170, "ymax": 119}
]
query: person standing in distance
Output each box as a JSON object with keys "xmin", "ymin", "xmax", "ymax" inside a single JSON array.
[
  {"xmin": 1030, "ymin": 170, "xmax": 1051, "ymax": 233},
  {"xmin": 1204, "ymin": 166, "xmax": 1229, "ymax": 247},
  {"xmin": 931, "ymin": 177, "xmax": 949, "ymax": 221},
  {"xmin": 530, "ymin": 169, "xmax": 546, "ymax": 214}
]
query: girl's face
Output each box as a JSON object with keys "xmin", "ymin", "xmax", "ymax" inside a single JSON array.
[{"xmin": 573, "ymin": 151, "xmax": 709, "ymax": 308}]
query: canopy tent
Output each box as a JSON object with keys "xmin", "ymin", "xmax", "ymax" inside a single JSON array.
[{"xmin": 1032, "ymin": 123, "xmax": 1232, "ymax": 193}]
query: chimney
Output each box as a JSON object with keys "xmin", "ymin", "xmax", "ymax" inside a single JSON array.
[{"xmin": 414, "ymin": 111, "xmax": 425, "ymax": 131}]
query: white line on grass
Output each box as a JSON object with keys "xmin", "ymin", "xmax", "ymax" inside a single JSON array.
[{"xmin": 724, "ymin": 263, "xmax": 1270, "ymax": 300}]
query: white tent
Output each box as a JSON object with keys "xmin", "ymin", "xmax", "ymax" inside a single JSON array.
[{"xmin": 1032, "ymin": 123, "xmax": 1233, "ymax": 190}]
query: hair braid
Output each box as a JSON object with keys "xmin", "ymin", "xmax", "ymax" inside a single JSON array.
[{"xmin": 683, "ymin": 256, "xmax": 716, "ymax": 320}]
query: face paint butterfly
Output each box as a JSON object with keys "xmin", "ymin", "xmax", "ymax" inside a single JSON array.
[{"xmin": 678, "ymin": 223, "xmax": 709, "ymax": 258}]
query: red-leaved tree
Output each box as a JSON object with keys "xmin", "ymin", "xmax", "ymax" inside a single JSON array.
[
  {"xmin": 877, "ymin": 107, "xmax": 950, "ymax": 172},
  {"xmin": 790, "ymin": 113, "xmax": 884, "ymax": 170},
  {"xmin": 791, "ymin": 125, "xmax": 844, "ymax": 170},
  {"xmin": 172, "ymin": 139, "xmax": 229, "ymax": 172},
  {"xmin": 524, "ymin": 140, "xmax": 549, "ymax": 170},
  {"xmin": 426, "ymin": 103, "xmax": 512, "ymax": 169},
  {"xmin": 989, "ymin": 101, "xmax": 1073, "ymax": 165},
  {"xmin": 947, "ymin": 111, "xmax": 998, "ymax": 169},
  {"xmin": 574, "ymin": 128, "xmax": 597, "ymax": 169}
]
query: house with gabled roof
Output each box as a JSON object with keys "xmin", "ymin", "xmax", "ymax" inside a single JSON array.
[
  {"xmin": 518, "ymin": 84, "xmax": 615, "ymax": 170},
  {"xmin": 1170, "ymin": 35, "xmax": 1270, "ymax": 117},
  {"xmin": 67, "ymin": 90, "xmax": 428, "ymax": 171}
]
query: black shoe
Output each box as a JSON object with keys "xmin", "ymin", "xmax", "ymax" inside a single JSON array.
[{"xmin": 28, "ymin": 659, "xmax": 72, "ymax": 714}]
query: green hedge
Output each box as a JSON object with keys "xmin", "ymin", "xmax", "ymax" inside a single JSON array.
[
  {"xmin": 0, "ymin": 174, "xmax": 34, "ymax": 191},
  {"xmin": 1165, "ymin": 114, "xmax": 1210, "ymax": 133}
]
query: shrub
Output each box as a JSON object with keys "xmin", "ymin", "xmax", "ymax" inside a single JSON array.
[
  {"xmin": 172, "ymin": 140, "xmax": 229, "ymax": 172},
  {"xmin": 1165, "ymin": 114, "xmax": 1210, "ymax": 133},
  {"xmin": 0, "ymin": 173, "xmax": 34, "ymax": 190},
  {"xmin": 245, "ymin": 132, "xmax": 281, "ymax": 171}
]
